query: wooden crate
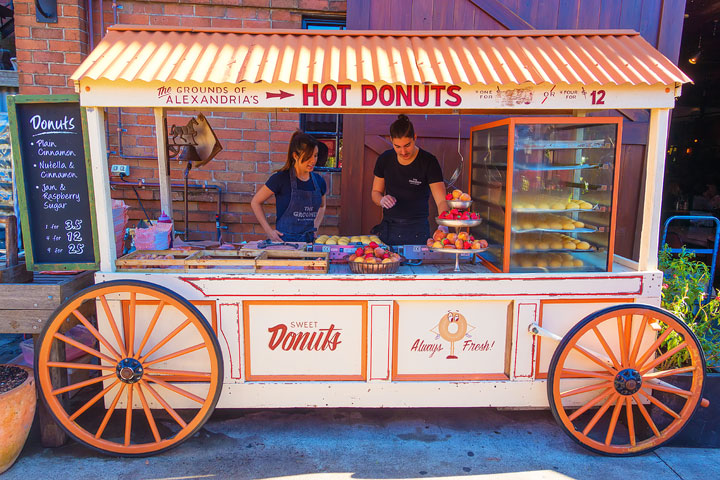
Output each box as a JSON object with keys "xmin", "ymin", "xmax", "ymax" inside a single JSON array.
[
  {"xmin": 185, "ymin": 249, "xmax": 259, "ymax": 273},
  {"xmin": 252, "ymin": 250, "xmax": 329, "ymax": 274},
  {"xmin": 0, "ymin": 270, "xmax": 95, "ymax": 448},
  {"xmin": 115, "ymin": 250, "xmax": 200, "ymax": 272}
]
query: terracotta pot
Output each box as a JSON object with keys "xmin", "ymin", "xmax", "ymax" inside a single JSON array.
[{"xmin": 0, "ymin": 365, "xmax": 36, "ymax": 474}]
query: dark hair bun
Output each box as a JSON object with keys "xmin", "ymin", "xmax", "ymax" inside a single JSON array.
[{"xmin": 390, "ymin": 114, "xmax": 415, "ymax": 139}]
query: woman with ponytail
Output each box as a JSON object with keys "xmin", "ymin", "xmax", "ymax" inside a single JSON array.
[
  {"xmin": 251, "ymin": 131, "xmax": 327, "ymax": 243},
  {"xmin": 371, "ymin": 114, "xmax": 448, "ymax": 245}
]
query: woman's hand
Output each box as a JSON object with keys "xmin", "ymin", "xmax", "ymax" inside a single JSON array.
[
  {"xmin": 380, "ymin": 195, "xmax": 397, "ymax": 209},
  {"xmin": 267, "ymin": 229, "xmax": 284, "ymax": 242}
]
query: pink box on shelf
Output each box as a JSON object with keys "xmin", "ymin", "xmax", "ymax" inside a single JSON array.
[{"xmin": 20, "ymin": 325, "xmax": 95, "ymax": 366}]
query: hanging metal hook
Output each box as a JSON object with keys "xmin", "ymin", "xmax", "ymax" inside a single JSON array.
[{"xmin": 445, "ymin": 114, "xmax": 463, "ymax": 188}]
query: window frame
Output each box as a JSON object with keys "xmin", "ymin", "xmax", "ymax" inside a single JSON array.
[{"xmin": 300, "ymin": 16, "xmax": 345, "ymax": 173}]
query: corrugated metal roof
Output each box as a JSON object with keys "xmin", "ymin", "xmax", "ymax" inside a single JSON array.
[{"xmin": 72, "ymin": 26, "xmax": 691, "ymax": 87}]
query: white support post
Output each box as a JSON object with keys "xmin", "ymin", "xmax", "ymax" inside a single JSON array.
[
  {"xmin": 154, "ymin": 107, "xmax": 174, "ymax": 220},
  {"xmin": 85, "ymin": 107, "xmax": 116, "ymax": 272},
  {"xmin": 638, "ymin": 108, "xmax": 670, "ymax": 271}
]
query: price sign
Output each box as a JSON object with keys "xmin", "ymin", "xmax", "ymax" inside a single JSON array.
[{"xmin": 9, "ymin": 95, "xmax": 99, "ymax": 270}]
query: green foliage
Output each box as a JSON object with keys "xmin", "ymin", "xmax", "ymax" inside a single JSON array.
[{"xmin": 658, "ymin": 245, "xmax": 720, "ymax": 371}]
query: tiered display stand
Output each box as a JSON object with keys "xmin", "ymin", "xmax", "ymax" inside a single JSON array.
[{"xmin": 432, "ymin": 199, "xmax": 486, "ymax": 273}]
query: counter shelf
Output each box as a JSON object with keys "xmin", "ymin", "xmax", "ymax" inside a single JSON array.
[
  {"xmin": 514, "ymin": 139, "xmax": 613, "ymax": 150},
  {"xmin": 512, "ymin": 206, "xmax": 599, "ymax": 213},
  {"xmin": 512, "ymin": 163, "xmax": 604, "ymax": 172},
  {"xmin": 511, "ymin": 225, "xmax": 598, "ymax": 234},
  {"xmin": 475, "ymin": 197, "xmax": 606, "ymax": 213}
]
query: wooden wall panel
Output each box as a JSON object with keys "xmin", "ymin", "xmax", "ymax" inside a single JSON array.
[
  {"xmin": 454, "ymin": 1, "xmax": 479, "ymax": 30},
  {"xmin": 557, "ymin": 0, "xmax": 581, "ymax": 29},
  {"xmin": 470, "ymin": 0, "xmax": 532, "ymax": 29},
  {"xmin": 339, "ymin": 114, "xmax": 367, "ymax": 234},
  {"xmin": 390, "ymin": 0, "xmax": 414, "ymax": 30},
  {"xmin": 599, "ymin": 0, "xmax": 623, "ymax": 29},
  {"xmin": 658, "ymin": 0, "xmax": 687, "ymax": 63},
  {"xmin": 347, "ymin": 0, "xmax": 370, "ymax": 29},
  {"xmin": 577, "ymin": 0, "xmax": 602, "ymax": 28},
  {"xmin": 434, "ymin": 0, "xmax": 456, "ymax": 30},
  {"xmin": 531, "ymin": 0, "xmax": 561, "ymax": 29},
  {"xmin": 615, "ymin": 144, "xmax": 648, "ymax": 259},
  {"xmin": 619, "ymin": 0, "xmax": 643, "ymax": 29},
  {"xmin": 371, "ymin": 0, "xmax": 393, "ymax": 30},
  {"xmin": 411, "ymin": 0, "xmax": 433, "ymax": 30},
  {"xmin": 639, "ymin": 0, "xmax": 662, "ymax": 45}
]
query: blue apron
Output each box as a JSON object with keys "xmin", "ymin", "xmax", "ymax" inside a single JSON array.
[{"xmin": 275, "ymin": 169, "xmax": 322, "ymax": 243}]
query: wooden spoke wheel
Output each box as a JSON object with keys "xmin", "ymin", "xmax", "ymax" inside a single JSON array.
[
  {"xmin": 547, "ymin": 304, "xmax": 706, "ymax": 456},
  {"xmin": 35, "ymin": 280, "xmax": 223, "ymax": 456}
]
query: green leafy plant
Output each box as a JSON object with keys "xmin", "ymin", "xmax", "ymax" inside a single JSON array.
[{"xmin": 658, "ymin": 245, "xmax": 720, "ymax": 371}]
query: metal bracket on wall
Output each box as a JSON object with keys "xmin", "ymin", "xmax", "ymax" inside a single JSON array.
[{"xmin": 35, "ymin": 0, "xmax": 58, "ymax": 23}]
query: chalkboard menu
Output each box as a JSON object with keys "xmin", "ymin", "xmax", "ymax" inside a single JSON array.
[{"xmin": 9, "ymin": 95, "xmax": 99, "ymax": 270}]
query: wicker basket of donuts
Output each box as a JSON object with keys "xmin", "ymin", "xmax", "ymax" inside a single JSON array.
[{"xmin": 346, "ymin": 245, "xmax": 402, "ymax": 274}]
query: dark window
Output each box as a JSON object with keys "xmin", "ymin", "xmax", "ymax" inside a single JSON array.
[{"xmin": 301, "ymin": 16, "xmax": 345, "ymax": 172}]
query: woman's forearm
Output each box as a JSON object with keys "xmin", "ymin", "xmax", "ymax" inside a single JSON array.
[
  {"xmin": 371, "ymin": 189, "xmax": 384, "ymax": 207},
  {"xmin": 250, "ymin": 200, "xmax": 274, "ymax": 235},
  {"xmin": 314, "ymin": 206, "xmax": 326, "ymax": 229}
]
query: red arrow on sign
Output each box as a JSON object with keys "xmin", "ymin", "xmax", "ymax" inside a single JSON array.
[{"xmin": 266, "ymin": 90, "xmax": 294, "ymax": 100}]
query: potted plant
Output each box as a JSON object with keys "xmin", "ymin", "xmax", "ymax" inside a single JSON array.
[
  {"xmin": 653, "ymin": 246, "xmax": 720, "ymax": 447},
  {"xmin": 0, "ymin": 364, "xmax": 36, "ymax": 474}
]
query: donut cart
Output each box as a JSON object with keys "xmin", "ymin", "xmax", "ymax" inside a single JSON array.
[{"xmin": 30, "ymin": 27, "xmax": 708, "ymax": 457}]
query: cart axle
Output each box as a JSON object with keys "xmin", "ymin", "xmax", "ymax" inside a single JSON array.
[{"xmin": 116, "ymin": 357, "xmax": 144, "ymax": 384}]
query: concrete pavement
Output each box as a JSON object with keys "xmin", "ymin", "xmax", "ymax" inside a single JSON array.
[{"xmin": 4, "ymin": 407, "xmax": 718, "ymax": 480}]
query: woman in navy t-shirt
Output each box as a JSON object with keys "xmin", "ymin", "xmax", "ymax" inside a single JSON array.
[{"xmin": 251, "ymin": 132, "xmax": 327, "ymax": 243}]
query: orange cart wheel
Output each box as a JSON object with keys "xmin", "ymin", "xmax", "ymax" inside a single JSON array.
[
  {"xmin": 547, "ymin": 304, "xmax": 705, "ymax": 456},
  {"xmin": 35, "ymin": 280, "xmax": 223, "ymax": 457}
]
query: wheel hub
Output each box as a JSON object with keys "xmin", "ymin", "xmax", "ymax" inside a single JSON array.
[
  {"xmin": 614, "ymin": 368, "xmax": 642, "ymax": 395},
  {"xmin": 116, "ymin": 358, "xmax": 144, "ymax": 384}
]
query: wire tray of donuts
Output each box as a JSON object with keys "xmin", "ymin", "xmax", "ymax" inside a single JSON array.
[{"xmin": 346, "ymin": 246, "xmax": 403, "ymax": 274}]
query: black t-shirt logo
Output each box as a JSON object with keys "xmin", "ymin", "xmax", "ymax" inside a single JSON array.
[{"xmin": 408, "ymin": 177, "xmax": 421, "ymax": 186}]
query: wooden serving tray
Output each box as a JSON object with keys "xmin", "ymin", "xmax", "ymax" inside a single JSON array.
[
  {"xmin": 253, "ymin": 250, "xmax": 329, "ymax": 274},
  {"xmin": 185, "ymin": 249, "xmax": 259, "ymax": 273},
  {"xmin": 116, "ymin": 250, "xmax": 200, "ymax": 272},
  {"xmin": 116, "ymin": 249, "xmax": 329, "ymax": 274}
]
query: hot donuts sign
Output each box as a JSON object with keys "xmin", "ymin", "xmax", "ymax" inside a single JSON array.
[{"xmin": 302, "ymin": 84, "xmax": 462, "ymax": 107}]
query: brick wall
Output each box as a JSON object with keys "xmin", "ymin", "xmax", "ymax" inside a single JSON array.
[
  {"xmin": 15, "ymin": 0, "xmax": 347, "ymax": 243},
  {"xmin": 15, "ymin": 0, "xmax": 89, "ymax": 95}
]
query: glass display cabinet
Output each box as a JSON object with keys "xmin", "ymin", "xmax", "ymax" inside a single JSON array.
[{"xmin": 469, "ymin": 117, "xmax": 622, "ymax": 273}]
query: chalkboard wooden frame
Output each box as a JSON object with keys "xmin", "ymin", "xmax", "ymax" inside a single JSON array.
[{"xmin": 8, "ymin": 94, "xmax": 100, "ymax": 271}]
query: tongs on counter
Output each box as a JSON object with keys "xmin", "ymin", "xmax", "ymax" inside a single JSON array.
[{"xmin": 255, "ymin": 240, "xmax": 301, "ymax": 250}]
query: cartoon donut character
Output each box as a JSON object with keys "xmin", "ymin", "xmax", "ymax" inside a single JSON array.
[{"xmin": 438, "ymin": 311, "xmax": 468, "ymax": 359}]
